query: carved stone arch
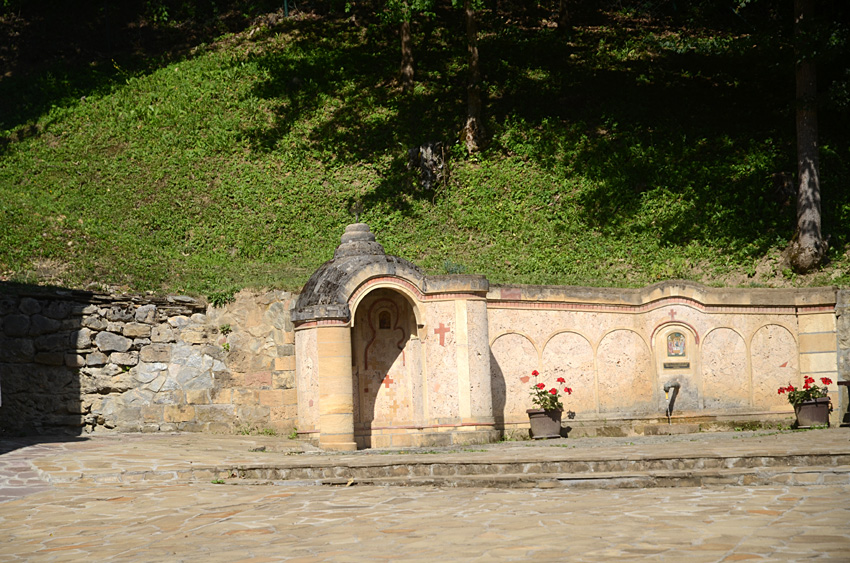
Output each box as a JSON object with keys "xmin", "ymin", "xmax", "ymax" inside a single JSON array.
[
  {"xmin": 490, "ymin": 332, "xmax": 539, "ymax": 424},
  {"xmin": 489, "ymin": 329, "xmax": 541, "ymax": 357},
  {"xmin": 349, "ymin": 277, "xmax": 425, "ymax": 338},
  {"xmin": 541, "ymin": 331, "xmax": 596, "ymax": 415}
]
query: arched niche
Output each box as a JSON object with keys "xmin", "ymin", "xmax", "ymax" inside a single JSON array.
[
  {"xmin": 351, "ymin": 288, "xmax": 423, "ymax": 436},
  {"xmin": 490, "ymin": 332, "xmax": 539, "ymax": 423},
  {"xmin": 597, "ymin": 329, "xmax": 653, "ymax": 415},
  {"xmin": 541, "ymin": 331, "xmax": 595, "ymax": 415},
  {"xmin": 701, "ymin": 328, "xmax": 749, "ymax": 409},
  {"xmin": 751, "ymin": 324, "xmax": 798, "ymax": 409}
]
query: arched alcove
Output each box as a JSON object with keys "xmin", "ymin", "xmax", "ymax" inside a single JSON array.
[{"xmin": 351, "ymin": 288, "xmax": 423, "ymax": 447}]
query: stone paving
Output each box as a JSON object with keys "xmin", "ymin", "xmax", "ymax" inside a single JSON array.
[{"xmin": 1, "ymin": 429, "xmax": 850, "ymax": 561}]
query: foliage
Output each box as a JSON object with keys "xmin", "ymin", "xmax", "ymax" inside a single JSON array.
[
  {"xmin": 528, "ymin": 370, "xmax": 572, "ymax": 412},
  {"xmin": 0, "ymin": 3, "xmax": 848, "ymax": 295},
  {"xmin": 777, "ymin": 376, "xmax": 832, "ymax": 408}
]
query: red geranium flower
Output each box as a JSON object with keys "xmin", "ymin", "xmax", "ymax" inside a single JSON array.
[
  {"xmin": 557, "ymin": 377, "xmax": 565, "ymax": 384},
  {"xmin": 549, "ymin": 388, "xmax": 558, "ymax": 395},
  {"xmin": 565, "ymin": 387, "xmax": 572, "ymax": 394},
  {"xmin": 531, "ymin": 370, "xmax": 539, "ymax": 376},
  {"xmin": 537, "ymin": 382, "xmax": 546, "ymax": 389},
  {"xmin": 821, "ymin": 377, "xmax": 833, "ymax": 386}
]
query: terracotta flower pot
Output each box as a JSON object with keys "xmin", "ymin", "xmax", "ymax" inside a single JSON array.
[
  {"xmin": 527, "ymin": 409, "xmax": 562, "ymax": 439},
  {"xmin": 794, "ymin": 397, "xmax": 830, "ymax": 428}
]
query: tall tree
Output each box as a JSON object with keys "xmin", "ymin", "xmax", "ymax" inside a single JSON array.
[
  {"xmin": 459, "ymin": 0, "xmax": 484, "ymax": 153},
  {"xmin": 384, "ymin": 1, "xmax": 434, "ymax": 93},
  {"xmin": 557, "ymin": 0, "xmax": 570, "ymax": 35},
  {"xmin": 788, "ymin": 0, "xmax": 826, "ymax": 272}
]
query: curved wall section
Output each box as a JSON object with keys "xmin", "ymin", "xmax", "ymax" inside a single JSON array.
[
  {"xmin": 596, "ymin": 330, "xmax": 653, "ymax": 415},
  {"xmin": 490, "ymin": 332, "xmax": 538, "ymax": 423},
  {"xmin": 701, "ymin": 328, "xmax": 748, "ymax": 410},
  {"xmin": 541, "ymin": 332, "xmax": 595, "ymax": 415},
  {"xmin": 751, "ymin": 325, "xmax": 798, "ymax": 409}
]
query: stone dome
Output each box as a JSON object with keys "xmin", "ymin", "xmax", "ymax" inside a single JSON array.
[{"xmin": 291, "ymin": 223, "xmax": 425, "ymax": 324}]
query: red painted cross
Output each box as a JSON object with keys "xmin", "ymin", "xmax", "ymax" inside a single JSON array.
[
  {"xmin": 381, "ymin": 374, "xmax": 395, "ymax": 388},
  {"xmin": 668, "ymin": 309, "xmax": 677, "ymax": 321},
  {"xmin": 434, "ymin": 322, "xmax": 450, "ymax": 346}
]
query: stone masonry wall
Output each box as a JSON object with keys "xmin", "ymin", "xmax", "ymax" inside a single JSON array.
[
  {"xmin": 837, "ymin": 290, "xmax": 849, "ymax": 424},
  {"xmin": 0, "ymin": 288, "xmax": 296, "ymax": 435}
]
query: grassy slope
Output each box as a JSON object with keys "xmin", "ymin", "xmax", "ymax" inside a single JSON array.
[{"xmin": 1, "ymin": 7, "xmax": 848, "ymax": 298}]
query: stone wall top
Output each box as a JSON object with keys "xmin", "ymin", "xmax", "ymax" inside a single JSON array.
[{"xmin": 487, "ymin": 280, "xmax": 837, "ymax": 310}]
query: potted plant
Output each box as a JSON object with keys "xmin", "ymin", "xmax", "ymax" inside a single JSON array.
[
  {"xmin": 777, "ymin": 376, "xmax": 833, "ymax": 428},
  {"xmin": 526, "ymin": 370, "xmax": 572, "ymax": 439}
]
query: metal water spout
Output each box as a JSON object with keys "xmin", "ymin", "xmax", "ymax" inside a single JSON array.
[{"xmin": 663, "ymin": 381, "xmax": 681, "ymax": 424}]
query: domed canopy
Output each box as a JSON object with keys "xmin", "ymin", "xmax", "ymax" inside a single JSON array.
[{"xmin": 291, "ymin": 223, "xmax": 426, "ymax": 324}]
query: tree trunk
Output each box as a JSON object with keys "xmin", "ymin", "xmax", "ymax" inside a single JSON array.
[
  {"xmin": 400, "ymin": 19, "xmax": 414, "ymax": 93},
  {"xmin": 789, "ymin": 0, "xmax": 826, "ymax": 272},
  {"xmin": 557, "ymin": 0, "xmax": 570, "ymax": 35},
  {"xmin": 461, "ymin": 0, "xmax": 484, "ymax": 153}
]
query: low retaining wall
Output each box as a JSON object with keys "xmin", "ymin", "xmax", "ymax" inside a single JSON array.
[{"xmin": 0, "ymin": 288, "xmax": 296, "ymax": 435}]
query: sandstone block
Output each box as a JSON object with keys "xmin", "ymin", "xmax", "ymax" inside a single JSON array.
[
  {"xmin": 82, "ymin": 316, "xmax": 108, "ymax": 330},
  {"xmin": 270, "ymin": 405, "xmax": 297, "ymax": 422},
  {"xmin": 195, "ymin": 404, "xmax": 236, "ymax": 423},
  {"xmin": 35, "ymin": 351, "xmax": 65, "ymax": 365},
  {"xmin": 186, "ymin": 389, "xmax": 210, "ymax": 405},
  {"xmin": 110, "ymin": 351, "xmax": 139, "ymax": 366},
  {"xmin": 65, "ymin": 353, "xmax": 86, "ymax": 367},
  {"xmin": 259, "ymin": 389, "xmax": 285, "ymax": 407},
  {"xmin": 86, "ymin": 351, "xmax": 108, "ymax": 366},
  {"xmin": 152, "ymin": 389, "xmax": 184, "ymax": 405},
  {"xmin": 43, "ymin": 301, "xmax": 72, "ymax": 320},
  {"xmin": 265, "ymin": 301, "xmax": 290, "ymax": 330},
  {"xmin": 283, "ymin": 388, "xmax": 298, "ymax": 406},
  {"xmin": 123, "ymin": 322, "xmax": 152, "ymax": 338},
  {"xmin": 164, "ymin": 405, "xmax": 195, "ymax": 423},
  {"xmin": 275, "ymin": 355, "xmax": 296, "ymax": 371},
  {"xmin": 135, "ymin": 304, "xmax": 157, "ymax": 324},
  {"xmin": 236, "ymin": 405, "xmax": 269, "ymax": 423},
  {"xmin": 245, "ymin": 371, "xmax": 272, "ymax": 388},
  {"xmin": 19, "ymin": 297, "xmax": 41, "ymax": 315},
  {"xmin": 273, "ymin": 371, "xmax": 295, "ymax": 389},
  {"xmin": 3, "ymin": 314, "xmax": 29, "ymax": 337},
  {"xmin": 106, "ymin": 322, "xmax": 124, "ymax": 333},
  {"xmin": 151, "ymin": 324, "xmax": 175, "ymax": 343},
  {"xmin": 142, "ymin": 405, "xmax": 164, "ymax": 423},
  {"xmin": 168, "ymin": 315, "xmax": 191, "ymax": 329},
  {"xmin": 106, "ymin": 306, "xmax": 134, "ymax": 322},
  {"xmin": 35, "ymin": 333, "xmax": 68, "ymax": 352},
  {"xmin": 181, "ymin": 328, "xmax": 213, "ymax": 344},
  {"xmin": 140, "ymin": 343, "xmax": 171, "ymax": 363},
  {"xmin": 232, "ymin": 388, "xmax": 259, "ymax": 405},
  {"xmin": 95, "ymin": 331, "xmax": 132, "ymax": 352},
  {"xmin": 69, "ymin": 327, "xmax": 93, "ymax": 349},
  {"xmin": 211, "ymin": 388, "xmax": 232, "ymax": 404},
  {"xmin": 29, "ymin": 314, "xmax": 61, "ymax": 336}
]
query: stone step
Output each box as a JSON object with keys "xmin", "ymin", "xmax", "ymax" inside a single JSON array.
[{"xmin": 217, "ymin": 465, "xmax": 850, "ymax": 490}]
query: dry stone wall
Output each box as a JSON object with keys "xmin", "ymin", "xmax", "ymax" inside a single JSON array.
[{"xmin": 0, "ymin": 288, "xmax": 296, "ymax": 435}]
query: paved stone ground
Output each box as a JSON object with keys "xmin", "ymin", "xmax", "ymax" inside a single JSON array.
[{"xmin": 2, "ymin": 430, "xmax": 849, "ymax": 561}]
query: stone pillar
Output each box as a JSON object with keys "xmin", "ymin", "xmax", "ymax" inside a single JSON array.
[
  {"xmin": 797, "ymin": 311, "xmax": 839, "ymax": 426},
  {"xmin": 317, "ymin": 324, "xmax": 357, "ymax": 451},
  {"xmin": 465, "ymin": 298, "xmax": 493, "ymax": 424}
]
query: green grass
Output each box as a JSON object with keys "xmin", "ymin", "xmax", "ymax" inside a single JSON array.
[{"xmin": 1, "ymin": 7, "xmax": 848, "ymax": 295}]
